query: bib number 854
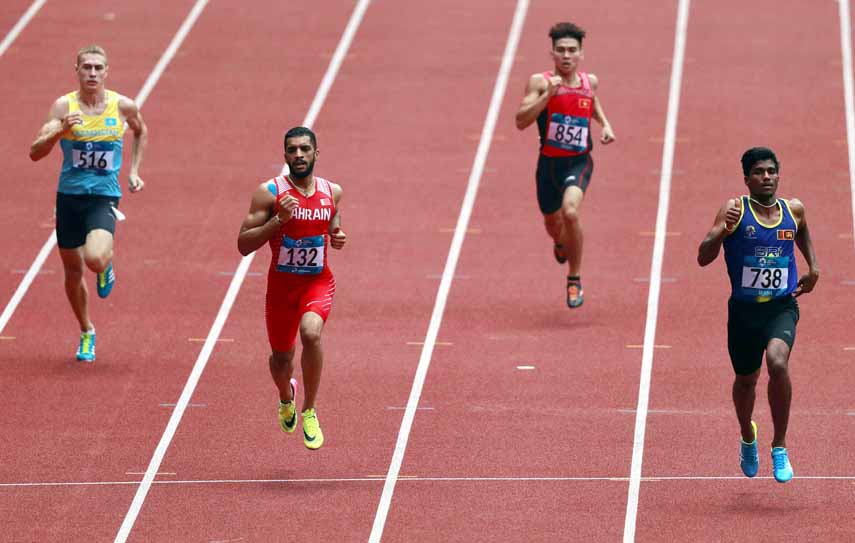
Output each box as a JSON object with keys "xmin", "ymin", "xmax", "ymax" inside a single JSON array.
[{"xmin": 552, "ymin": 124, "xmax": 584, "ymax": 146}]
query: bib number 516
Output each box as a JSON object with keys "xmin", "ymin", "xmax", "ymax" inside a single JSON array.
[{"xmin": 75, "ymin": 151, "xmax": 109, "ymax": 169}]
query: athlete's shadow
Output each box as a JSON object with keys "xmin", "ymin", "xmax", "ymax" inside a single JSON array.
[{"xmin": 724, "ymin": 490, "xmax": 808, "ymax": 514}]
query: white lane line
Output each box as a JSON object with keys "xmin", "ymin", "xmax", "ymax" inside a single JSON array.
[
  {"xmin": 0, "ymin": 0, "xmax": 47, "ymax": 57},
  {"xmin": 0, "ymin": 232, "xmax": 55, "ymax": 334},
  {"xmin": 112, "ymin": 2, "xmax": 372, "ymax": 542},
  {"xmin": 0, "ymin": 0, "xmax": 210, "ymax": 336},
  {"xmin": 367, "ymin": 1, "xmax": 529, "ymax": 541},
  {"xmin": 6, "ymin": 474, "xmax": 855, "ymax": 489},
  {"xmin": 839, "ymin": 0, "xmax": 855, "ymax": 244},
  {"xmin": 623, "ymin": 1, "xmax": 691, "ymax": 542}
]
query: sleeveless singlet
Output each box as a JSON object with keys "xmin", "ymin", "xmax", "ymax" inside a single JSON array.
[
  {"xmin": 723, "ymin": 196, "xmax": 799, "ymax": 302},
  {"xmin": 266, "ymin": 175, "xmax": 336, "ymax": 279},
  {"xmin": 537, "ymin": 71, "xmax": 595, "ymax": 157},
  {"xmin": 58, "ymin": 90, "xmax": 125, "ymax": 197}
]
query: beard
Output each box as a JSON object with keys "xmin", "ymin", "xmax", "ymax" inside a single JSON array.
[{"xmin": 289, "ymin": 159, "xmax": 315, "ymax": 179}]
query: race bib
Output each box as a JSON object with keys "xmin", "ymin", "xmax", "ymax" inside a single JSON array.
[
  {"xmin": 277, "ymin": 234, "xmax": 324, "ymax": 275},
  {"xmin": 546, "ymin": 113, "xmax": 589, "ymax": 153},
  {"xmin": 741, "ymin": 256, "xmax": 789, "ymax": 297},
  {"xmin": 71, "ymin": 141, "xmax": 115, "ymax": 173}
]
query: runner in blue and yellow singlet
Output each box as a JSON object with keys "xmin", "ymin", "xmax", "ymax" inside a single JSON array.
[
  {"xmin": 698, "ymin": 147, "xmax": 819, "ymax": 484},
  {"xmin": 515, "ymin": 22, "xmax": 616, "ymax": 308},
  {"xmin": 29, "ymin": 45, "xmax": 148, "ymax": 362}
]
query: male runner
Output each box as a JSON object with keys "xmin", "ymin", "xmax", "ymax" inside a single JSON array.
[
  {"xmin": 515, "ymin": 22, "xmax": 616, "ymax": 308},
  {"xmin": 238, "ymin": 127, "xmax": 346, "ymax": 450},
  {"xmin": 29, "ymin": 45, "xmax": 147, "ymax": 362},
  {"xmin": 698, "ymin": 147, "xmax": 819, "ymax": 483}
]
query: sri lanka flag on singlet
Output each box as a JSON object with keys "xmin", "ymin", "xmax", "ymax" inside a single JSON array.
[
  {"xmin": 537, "ymin": 71, "xmax": 595, "ymax": 157},
  {"xmin": 58, "ymin": 90, "xmax": 124, "ymax": 197},
  {"xmin": 723, "ymin": 196, "xmax": 799, "ymax": 303}
]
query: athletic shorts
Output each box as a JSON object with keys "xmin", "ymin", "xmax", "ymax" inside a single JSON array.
[
  {"xmin": 265, "ymin": 272, "xmax": 336, "ymax": 352},
  {"xmin": 55, "ymin": 192, "xmax": 120, "ymax": 249},
  {"xmin": 535, "ymin": 153, "xmax": 594, "ymax": 214},
  {"xmin": 727, "ymin": 296, "xmax": 799, "ymax": 375}
]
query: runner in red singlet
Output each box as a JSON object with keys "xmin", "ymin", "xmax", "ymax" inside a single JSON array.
[
  {"xmin": 237, "ymin": 127, "xmax": 346, "ymax": 450},
  {"xmin": 515, "ymin": 22, "xmax": 616, "ymax": 308}
]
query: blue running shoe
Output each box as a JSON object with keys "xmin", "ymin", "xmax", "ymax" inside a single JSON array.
[
  {"xmin": 97, "ymin": 262, "xmax": 115, "ymax": 299},
  {"xmin": 76, "ymin": 330, "xmax": 96, "ymax": 362},
  {"xmin": 739, "ymin": 421, "xmax": 759, "ymax": 477},
  {"xmin": 771, "ymin": 447, "xmax": 793, "ymax": 483},
  {"xmin": 566, "ymin": 278, "xmax": 584, "ymax": 308}
]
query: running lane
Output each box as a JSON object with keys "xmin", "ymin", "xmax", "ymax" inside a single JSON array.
[
  {"xmin": 636, "ymin": 1, "xmax": 855, "ymax": 541},
  {"xmin": 123, "ymin": 0, "xmax": 551, "ymax": 541},
  {"xmin": 0, "ymin": 0, "xmax": 39, "ymax": 44},
  {"xmin": 376, "ymin": 2, "xmax": 679, "ymax": 542},
  {"xmin": 0, "ymin": 0, "xmax": 196, "ymax": 303},
  {"xmin": 0, "ymin": 1, "xmax": 246, "ymax": 541}
]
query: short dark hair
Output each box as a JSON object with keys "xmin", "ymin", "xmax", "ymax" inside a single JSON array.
[
  {"xmin": 740, "ymin": 147, "xmax": 779, "ymax": 176},
  {"xmin": 283, "ymin": 126, "xmax": 317, "ymax": 150},
  {"xmin": 549, "ymin": 22, "xmax": 586, "ymax": 47}
]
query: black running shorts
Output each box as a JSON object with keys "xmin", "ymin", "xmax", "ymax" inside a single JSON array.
[
  {"xmin": 727, "ymin": 296, "xmax": 799, "ymax": 375},
  {"xmin": 55, "ymin": 192, "xmax": 120, "ymax": 249},
  {"xmin": 535, "ymin": 153, "xmax": 594, "ymax": 214}
]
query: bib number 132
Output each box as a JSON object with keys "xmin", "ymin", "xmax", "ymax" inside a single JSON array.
[
  {"xmin": 285, "ymin": 246, "xmax": 317, "ymax": 267},
  {"xmin": 277, "ymin": 235, "xmax": 324, "ymax": 275}
]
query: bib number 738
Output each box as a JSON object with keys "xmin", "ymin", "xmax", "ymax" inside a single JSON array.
[
  {"xmin": 749, "ymin": 267, "xmax": 783, "ymax": 288},
  {"xmin": 741, "ymin": 266, "xmax": 787, "ymax": 290}
]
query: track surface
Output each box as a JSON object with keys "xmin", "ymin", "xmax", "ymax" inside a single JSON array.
[{"xmin": 1, "ymin": 1, "xmax": 854, "ymax": 541}]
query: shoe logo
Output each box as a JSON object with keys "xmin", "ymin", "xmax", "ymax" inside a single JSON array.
[
  {"xmin": 284, "ymin": 413, "xmax": 296, "ymax": 427},
  {"xmin": 303, "ymin": 430, "xmax": 316, "ymax": 442},
  {"xmin": 783, "ymin": 330, "xmax": 792, "ymax": 337}
]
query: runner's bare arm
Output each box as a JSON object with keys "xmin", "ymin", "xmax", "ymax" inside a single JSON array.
[
  {"xmin": 29, "ymin": 97, "xmax": 78, "ymax": 161},
  {"xmin": 698, "ymin": 198, "xmax": 741, "ymax": 266},
  {"xmin": 237, "ymin": 183, "xmax": 281, "ymax": 256},
  {"xmin": 587, "ymin": 74, "xmax": 615, "ymax": 144},
  {"xmin": 329, "ymin": 182, "xmax": 346, "ymax": 250},
  {"xmin": 789, "ymin": 198, "xmax": 819, "ymax": 296},
  {"xmin": 119, "ymin": 97, "xmax": 147, "ymax": 193},
  {"xmin": 515, "ymin": 73, "xmax": 558, "ymax": 130}
]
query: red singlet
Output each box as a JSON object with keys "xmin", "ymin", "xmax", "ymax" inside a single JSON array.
[
  {"xmin": 264, "ymin": 175, "xmax": 337, "ymax": 352},
  {"xmin": 538, "ymin": 71, "xmax": 595, "ymax": 157}
]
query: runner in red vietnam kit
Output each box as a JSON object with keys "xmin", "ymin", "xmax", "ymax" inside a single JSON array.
[
  {"xmin": 238, "ymin": 126, "xmax": 346, "ymax": 450},
  {"xmin": 515, "ymin": 22, "xmax": 616, "ymax": 308}
]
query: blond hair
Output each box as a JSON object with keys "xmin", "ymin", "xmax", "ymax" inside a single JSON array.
[{"xmin": 76, "ymin": 45, "xmax": 108, "ymax": 66}]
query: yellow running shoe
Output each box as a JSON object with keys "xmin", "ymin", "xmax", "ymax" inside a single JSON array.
[
  {"xmin": 302, "ymin": 408, "xmax": 324, "ymax": 450},
  {"xmin": 278, "ymin": 379, "xmax": 298, "ymax": 433}
]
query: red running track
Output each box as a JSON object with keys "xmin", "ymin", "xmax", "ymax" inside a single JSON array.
[{"xmin": 1, "ymin": 0, "xmax": 854, "ymax": 542}]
